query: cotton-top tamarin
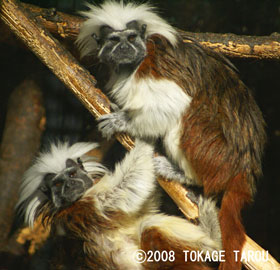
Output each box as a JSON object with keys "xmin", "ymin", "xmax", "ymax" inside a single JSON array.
[
  {"xmin": 15, "ymin": 141, "xmax": 221, "ymax": 270},
  {"xmin": 76, "ymin": 1, "xmax": 266, "ymax": 269}
]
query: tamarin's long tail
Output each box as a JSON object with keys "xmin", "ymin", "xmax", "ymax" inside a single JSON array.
[{"xmin": 218, "ymin": 173, "xmax": 252, "ymax": 270}]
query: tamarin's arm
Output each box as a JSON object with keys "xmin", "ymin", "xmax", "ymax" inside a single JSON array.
[{"xmin": 91, "ymin": 140, "xmax": 156, "ymax": 214}]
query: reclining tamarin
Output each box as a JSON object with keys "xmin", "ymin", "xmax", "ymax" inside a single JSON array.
[
  {"xmin": 76, "ymin": 1, "xmax": 266, "ymax": 269},
  {"xmin": 15, "ymin": 140, "xmax": 221, "ymax": 270}
]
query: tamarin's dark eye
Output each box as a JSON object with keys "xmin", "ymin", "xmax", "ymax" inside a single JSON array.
[
  {"xmin": 69, "ymin": 171, "xmax": 77, "ymax": 178},
  {"xmin": 54, "ymin": 181, "xmax": 63, "ymax": 188},
  {"xmin": 109, "ymin": 36, "xmax": 120, "ymax": 42},
  {"xmin": 128, "ymin": 34, "xmax": 137, "ymax": 42}
]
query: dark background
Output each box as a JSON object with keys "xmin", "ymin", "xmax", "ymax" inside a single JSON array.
[{"xmin": 0, "ymin": 0, "xmax": 279, "ymax": 264}]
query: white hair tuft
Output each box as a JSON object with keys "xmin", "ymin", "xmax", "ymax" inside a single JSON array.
[
  {"xmin": 16, "ymin": 141, "xmax": 107, "ymax": 227},
  {"xmin": 76, "ymin": 1, "xmax": 178, "ymax": 57}
]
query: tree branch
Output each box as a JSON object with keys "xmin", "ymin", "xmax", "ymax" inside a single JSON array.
[
  {"xmin": 178, "ymin": 30, "xmax": 280, "ymax": 60},
  {"xmin": 0, "ymin": 0, "xmax": 279, "ymax": 269},
  {"xmin": 2, "ymin": 2, "xmax": 279, "ymax": 60},
  {"xmin": 0, "ymin": 79, "xmax": 45, "ymax": 251}
]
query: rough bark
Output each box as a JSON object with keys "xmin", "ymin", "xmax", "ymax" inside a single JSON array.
[
  {"xmin": 178, "ymin": 30, "xmax": 280, "ymax": 60},
  {"xmin": 1, "ymin": 3, "xmax": 280, "ymax": 60},
  {"xmin": 0, "ymin": 1, "xmax": 279, "ymax": 269},
  {"xmin": 0, "ymin": 79, "xmax": 45, "ymax": 252}
]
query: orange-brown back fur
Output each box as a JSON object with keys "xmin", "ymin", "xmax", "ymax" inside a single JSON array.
[{"xmin": 135, "ymin": 34, "xmax": 266, "ymax": 270}]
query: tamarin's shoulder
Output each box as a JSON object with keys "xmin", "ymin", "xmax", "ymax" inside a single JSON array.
[
  {"xmin": 144, "ymin": 34, "xmax": 235, "ymax": 69},
  {"xmin": 136, "ymin": 34, "xmax": 191, "ymax": 85}
]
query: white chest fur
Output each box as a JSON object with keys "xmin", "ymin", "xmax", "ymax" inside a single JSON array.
[
  {"xmin": 93, "ymin": 227, "xmax": 144, "ymax": 270},
  {"xmin": 110, "ymin": 75, "xmax": 192, "ymax": 138}
]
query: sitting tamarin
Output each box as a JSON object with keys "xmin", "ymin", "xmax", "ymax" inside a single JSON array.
[
  {"xmin": 76, "ymin": 1, "xmax": 266, "ymax": 269},
  {"xmin": 16, "ymin": 140, "xmax": 221, "ymax": 270}
]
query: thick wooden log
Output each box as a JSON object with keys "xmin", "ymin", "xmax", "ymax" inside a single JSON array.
[{"xmin": 0, "ymin": 79, "xmax": 45, "ymax": 251}]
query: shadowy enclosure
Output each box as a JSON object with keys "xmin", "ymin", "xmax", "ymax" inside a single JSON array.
[{"xmin": 0, "ymin": 0, "xmax": 279, "ymax": 269}]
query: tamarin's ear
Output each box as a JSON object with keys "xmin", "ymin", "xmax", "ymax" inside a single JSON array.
[
  {"xmin": 66, "ymin": 158, "xmax": 78, "ymax": 168},
  {"xmin": 140, "ymin": 24, "xmax": 147, "ymax": 38},
  {"xmin": 91, "ymin": 33, "xmax": 100, "ymax": 42},
  {"xmin": 91, "ymin": 33, "xmax": 101, "ymax": 50},
  {"xmin": 126, "ymin": 20, "xmax": 139, "ymax": 30},
  {"xmin": 43, "ymin": 172, "xmax": 56, "ymax": 188},
  {"xmin": 100, "ymin": 25, "xmax": 114, "ymax": 38},
  {"xmin": 65, "ymin": 158, "xmax": 86, "ymax": 172}
]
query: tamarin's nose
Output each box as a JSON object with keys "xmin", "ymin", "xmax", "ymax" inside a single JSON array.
[
  {"xmin": 120, "ymin": 42, "xmax": 130, "ymax": 50},
  {"xmin": 65, "ymin": 179, "xmax": 83, "ymax": 190}
]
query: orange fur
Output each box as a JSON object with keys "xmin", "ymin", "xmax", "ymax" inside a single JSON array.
[
  {"xmin": 218, "ymin": 174, "xmax": 252, "ymax": 270},
  {"xmin": 180, "ymin": 90, "xmax": 257, "ymax": 270},
  {"xmin": 136, "ymin": 38, "xmax": 162, "ymax": 79},
  {"xmin": 141, "ymin": 228, "xmax": 216, "ymax": 270},
  {"xmin": 135, "ymin": 34, "xmax": 266, "ymax": 270}
]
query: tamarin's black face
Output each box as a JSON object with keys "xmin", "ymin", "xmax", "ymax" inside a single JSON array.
[
  {"xmin": 40, "ymin": 159, "xmax": 93, "ymax": 209},
  {"xmin": 97, "ymin": 20, "xmax": 147, "ymax": 70}
]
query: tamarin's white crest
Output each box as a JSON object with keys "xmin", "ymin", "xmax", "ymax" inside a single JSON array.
[
  {"xmin": 76, "ymin": 1, "xmax": 178, "ymax": 58},
  {"xmin": 77, "ymin": 1, "xmax": 266, "ymax": 270},
  {"xmin": 16, "ymin": 141, "xmax": 107, "ymax": 227},
  {"xmin": 16, "ymin": 140, "xmax": 221, "ymax": 270}
]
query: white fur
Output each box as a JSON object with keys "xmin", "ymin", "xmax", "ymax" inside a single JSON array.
[
  {"xmin": 90, "ymin": 227, "xmax": 144, "ymax": 270},
  {"xmin": 17, "ymin": 142, "xmax": 108, "ymax": 227},
  {"xmin": 76, "ymin": 1, "xmax": 195, "ymax": 179},
  {"xmin": 110, "ymin": 75, "xmax": 192, "ymax": 138},
  {"xmin": 82, "ymin": 140, "xmax": 221, "ymax": 269},
  {"xmin": 80, "ymin": 140, "xmax": 157, "ymax": 269},
  {"xmin": 138, "ymin": 214, "xmax": 221, "ymax": 252},
  {"xmin": 196, "ymin": 196, "xmax": 222, "ymax": 246},
  {"xmin": 76, "ymin": 1, "xmax": 178, "ymax": 57},
  {"xmin": 17, "ymin": 139, "xmax": 221, "ymax": 269},
  {"xmin": 107, "ymin": 71, "xmax": 195, "ymax": 182},
  {"xmin": 87, "ymin": 200, "xmax": 220, "ymax": 269},
  {"xmin": 163, "ymin": 120, "xmax": 197, "ymax": 183},
  {"xmin": 87, "ymin": 140, "xmax": 157, "ymax": 214},
  {"xmin": 24, "ymin": 197, "xmax": 42, "ymax": 227}
]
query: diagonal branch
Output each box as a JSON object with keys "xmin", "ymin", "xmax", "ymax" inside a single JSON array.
[{"xmin": 0, "ymin": 1, "xmax": 279, "ymax": 270}]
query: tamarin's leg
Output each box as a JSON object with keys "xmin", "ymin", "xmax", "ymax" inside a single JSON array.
[
  {"xmin": 140, "ymin": 196, "xmax": 221, "ymax": 270},
  {"xmin": 141, "ymin": 227, "xmax": 216, "ymax": 270},
  {"xmin": 153, "ymin": 155, "xmax": 186, "ymax": 182}
]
